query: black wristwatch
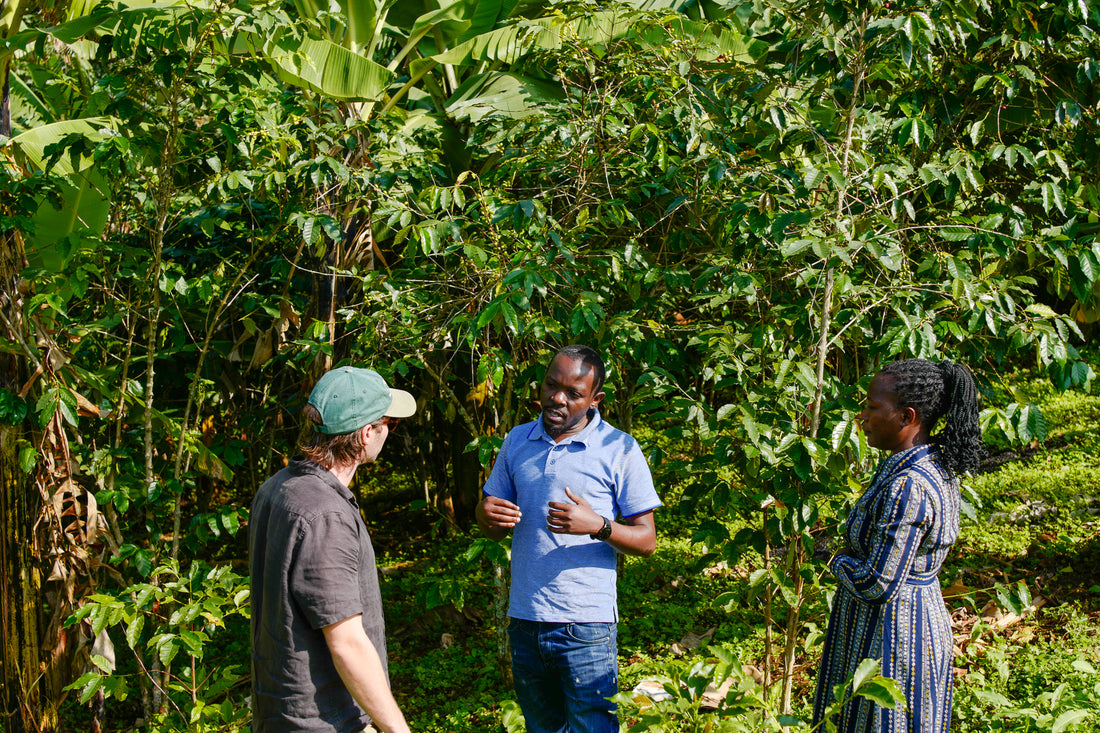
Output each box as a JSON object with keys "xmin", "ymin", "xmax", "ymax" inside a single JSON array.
[{"xmin": 590, "ymin": 516, "xmax": 613, "ymax": 541}]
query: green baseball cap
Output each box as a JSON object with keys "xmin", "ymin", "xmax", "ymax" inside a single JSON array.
[{"xmin": 308, "ymin": 367, "xmax": 417, "ymax": 435}]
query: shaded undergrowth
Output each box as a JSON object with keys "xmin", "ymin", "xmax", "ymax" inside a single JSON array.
[{"xmin": 373, "ymin": 372, "xmax": 1100, "ymax": 732}]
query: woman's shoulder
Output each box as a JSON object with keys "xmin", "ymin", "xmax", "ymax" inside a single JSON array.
[{"xmin": 887, "ymin": 451, "xmax": 953, "ymax": 498}]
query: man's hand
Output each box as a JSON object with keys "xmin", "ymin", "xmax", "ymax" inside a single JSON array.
[
  {"xmin": 476, "ymin": 495, "xmax": 521, "ymax": 540},
  {"xmin": 546, "ymin": 486, "xmax": 602, "ymax": 536},
  {"xmin": 548, "ymin": 491, "xmax": 657, "ymax": 557},
  {"xmin": 481, "ymin": 495, "xmax": 522, "ymax": 529}
]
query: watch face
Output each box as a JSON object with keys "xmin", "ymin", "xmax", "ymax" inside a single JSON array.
[{"xmin": 596, "ymin": 517, "xmax": 612, "ymax": 540}]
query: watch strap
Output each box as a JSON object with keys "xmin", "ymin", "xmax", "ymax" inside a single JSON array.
[{"xmin": 590, "ymin": 516, "xmax": 612, "ymax": 541}]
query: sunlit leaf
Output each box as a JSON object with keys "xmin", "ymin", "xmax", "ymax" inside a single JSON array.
[{"xmin": 266, "ymin": 37, "xmax": 394, "ymax": 101}]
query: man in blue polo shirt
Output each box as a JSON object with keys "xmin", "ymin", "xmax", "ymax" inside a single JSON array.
[{"xmin": 476, "ymin": 345, "xmax": 661, "ymax": 733}]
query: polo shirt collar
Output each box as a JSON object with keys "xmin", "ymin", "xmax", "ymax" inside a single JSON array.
[{"xmin": 528, "ymin": 409, "xmax": 603, "ymax": 445}]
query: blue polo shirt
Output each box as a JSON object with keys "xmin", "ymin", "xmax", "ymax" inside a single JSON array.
[{"xmin": 482, "ymin": 410, "xmax": 661, "ymax": 623}]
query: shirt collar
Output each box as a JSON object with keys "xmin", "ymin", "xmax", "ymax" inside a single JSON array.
[
  {"xmin": 289, "ymin": 457, "xmax": 360, "ymax": 508},
  {"xmin": 527, "ymin": 409, "xmax": 603, "ymax": 445},
  {"xmin": 872, "ymin": 443, "xmax": 936, "ymax": 486}
]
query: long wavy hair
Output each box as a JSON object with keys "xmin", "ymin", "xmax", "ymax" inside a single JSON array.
[
  {"xmin": 298, "ymin": 404, "xmax": 379, "ymax": 469},
  {"xmin": 879, "ymin": 358, "xmax": 984, "ymax": 479}
]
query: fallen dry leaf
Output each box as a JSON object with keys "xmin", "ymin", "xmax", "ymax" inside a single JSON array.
[
  {"xmin": 942, "ymin": 581, "xmax": 971, "ymax": 598},
  {"xmin": 632, "ymin": 678, "xmax": 672, "ymax": 702},
  {"xmin": 670, "ymin": 627, "xmax": 717, "ymax": 656},
  {"xmin": 632, "ymin": 674, "xmax": 744, "ymax": 710},
  {"xmin": 978, "ymin": 596, "xmax": 1046, "ymax": 629},
  {"xmin": 1010, "ymin": 625, "xmax": 1036, "ymax": 644},
  {"xmin": 703, "ymin": 562, "xmax": 729, "ymax": 578},
  {"xmin": 700, "ymin": 677, "xmax": 735, "ymax": 709}
]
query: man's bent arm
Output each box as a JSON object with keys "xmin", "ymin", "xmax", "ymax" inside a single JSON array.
[
  {"xmin": 547, "ymin": 488, "xmax": 657, "ymax": 557},
  {"xmin": 605, "ymin": 509, "xmax": 657, "ymax": 557},
  {"xmin": 322, "ymin": 616, "xmax": 411, "ymax": 733}
]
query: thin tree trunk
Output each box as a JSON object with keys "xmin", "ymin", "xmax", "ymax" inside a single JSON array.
[
  {"xmin": 761, "ymin": 509, "xmax": 773, "ymax": 696},
  {"xmin": 0, "ymin": 424, "xmax": 48, "ymax": 733},
  {"xmin": 778, "ymin": 536, "xmax": 806, "ymax": 713},
  {"xmin": 0, "ymin": 224, "xmax": 49, "ymax": 733},
  {"xmin": 492, "ymin": 562, "xmax": 511, "ymax": 686},
  {"xmin": 142, "ymin": 218, "xmax": 165, "ymax": 718},
  {"xmin": 784, "ymin": 12, "xmax": 869, "ymax": 717}
]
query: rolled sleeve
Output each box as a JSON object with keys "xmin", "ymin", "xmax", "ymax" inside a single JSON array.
[{"xmin": 615, "ymin": 439, "xmax": 660, "ymax": 518}]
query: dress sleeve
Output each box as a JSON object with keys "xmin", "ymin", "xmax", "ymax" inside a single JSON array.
[{"xmin": 830, "ymin": 473, "xmax": 930, "ymax": 604}]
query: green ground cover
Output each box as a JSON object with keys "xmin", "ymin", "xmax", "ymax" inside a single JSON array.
[
  {"xmin": 376, "ymin": 370, "xmax": 1100, "ymax": 732},
  {"xmin": 57, "ymin": 367, "xmax": 1099, "ymax": 731}
]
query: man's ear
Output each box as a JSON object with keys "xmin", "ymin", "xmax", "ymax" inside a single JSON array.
[{"xmin": 591, "ymin": 391, "xmax": 606, "ymax": 408}]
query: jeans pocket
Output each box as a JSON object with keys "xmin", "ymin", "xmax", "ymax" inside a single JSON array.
[{"xmin": 564, "ymin": 622, "xmax": 614, "ymax": 644}]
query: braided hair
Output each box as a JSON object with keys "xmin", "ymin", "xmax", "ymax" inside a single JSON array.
[{"xmin": 879, "ymin": 358, "xmax": 984, "ymax": 479}]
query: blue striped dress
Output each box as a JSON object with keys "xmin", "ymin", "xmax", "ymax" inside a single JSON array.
[{"xmin": 812, "ymin": 444, "xmax": 959, "ymax": 733}]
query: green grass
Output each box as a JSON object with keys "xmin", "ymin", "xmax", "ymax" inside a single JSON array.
[
  {"xmin": 953, "ymin": 604, "xmax": 1100, "ymax": 733},
  {"xmin": 944, "ymin": 376, "xmax": 1100, "ymax": 732}
]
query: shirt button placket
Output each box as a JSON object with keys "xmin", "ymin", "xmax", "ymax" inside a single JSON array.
[{"xmin": 546, "ymin": 445, "xmax": 562, "ymax": 475}]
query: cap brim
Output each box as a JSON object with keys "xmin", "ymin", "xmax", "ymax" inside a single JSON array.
[{"xmin": 386, "ymin": 388, "xmax": 417, "ymax": 418}]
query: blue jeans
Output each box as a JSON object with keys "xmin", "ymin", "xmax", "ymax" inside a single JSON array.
[{"xmin": 507, "ymin": 618, "xmax": 619, "ymax": 733}]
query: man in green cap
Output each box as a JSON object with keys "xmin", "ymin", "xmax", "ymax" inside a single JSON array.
[{"xmin": 249, "ymin": 366, "xmax": 417, "ymax": 733}]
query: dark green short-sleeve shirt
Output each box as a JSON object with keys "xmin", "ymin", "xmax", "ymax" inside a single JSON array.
[{"xmin": 249, "ymin": 459, "xmax": 387, "ymax": 732}]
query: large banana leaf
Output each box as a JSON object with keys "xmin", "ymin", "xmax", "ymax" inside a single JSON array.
[
  {"xmin": 426, "ymin": 7, "xmax": 669, "ymax": 67},
  {"xmin": 5, "ymin": 118, "xmax": 118, "ymax": 272},
  {"xmin": 343, "ymin": 0, "xmax": 394, "ymax": 56},
  {"xmin": 289, "ymin": 0, "xmax": 394, "ymax": 56},
  {"xmin": 9, "ymin": 65, "xmax": 54, "ymax": 127},
  {"xmin": 401, "ymin": 0, "xmax": 513, "ymax": 55},
  {"xmin": 429, "ymin": 9, "xmax": 766, "ymax": 67},
  {"xmin": 430, "ymin": 16, "xmax": 561, "ymax": 65},
  {"xmin": 445, "ymin": 71, "xmax": 563, "ymax": 122},
  {"xmin": 266, "ymin": 36, "xmax": 394, "ymax": 101},
  {"xmin": 7, "ymin": 116, "xmax": 120, "ymax": 175},
  {"xmin": 25, "ymin": 171, "xmax": 110, "ymax": 272}
]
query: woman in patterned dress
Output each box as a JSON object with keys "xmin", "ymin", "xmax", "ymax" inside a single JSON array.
[{"xmin": 813, "ymin": 359, "xmax": 983, "ymax": 733}]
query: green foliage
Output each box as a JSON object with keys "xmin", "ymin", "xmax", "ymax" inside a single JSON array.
[
  {"xmin": 1, "ymin": 0, "xmax": 1096, "ymax": 728},
  {"xmin": 64, "ymin": 560, "xmax": 251, "ymax": 731},
  {"xmin": 955, "ymin": 621, "xmax": 1100, "ymax": 733},
  {"xmin": 0, "ymin": 388, "xmax": 28, "ymax": 425},
  {"xmin": 501, "ymin": 699, "xmax": 526, "ymax": 733},
  {"xmin": 611, "ymin": 650, "xmax": 903, "ymax": 732}
]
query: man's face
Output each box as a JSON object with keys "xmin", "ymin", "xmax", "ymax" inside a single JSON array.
[
  {"xmin": 540, "ymin": 354, "xmax": 604, "ymax": 441},
  {"xmin": 360, "ymin": 418, "xmax": 392, "ymax": 463}
]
